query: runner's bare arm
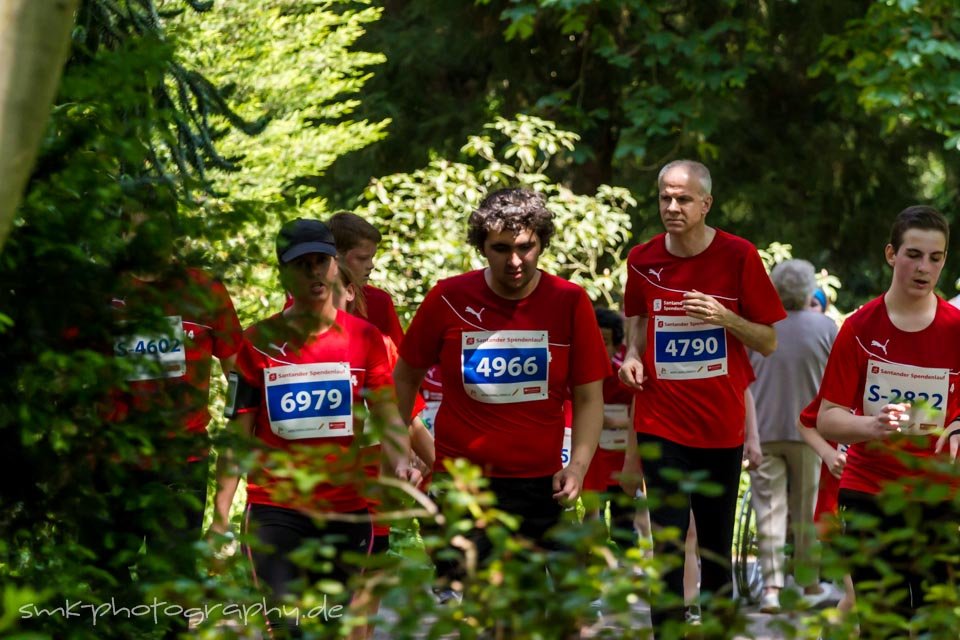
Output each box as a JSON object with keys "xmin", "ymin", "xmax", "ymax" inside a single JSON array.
[
  {"xmin": 409, "ymin": 416, "xmax": 435, "ymax": 469},
  {"xmin": 619, "ymin": 397, "xmax": 641, "ymax": 496},
  {"xmin": 743, "ymin": 387, "xmax": 763, "ymax": 469},
  {"xmin": 394, "ymin": 357, "xmax": 428, "ymax": 425},
  {"xmin": 211, "ymin": 411, "xmax": 255, "ymax": 535},
  {"xmin": 682, "ymin": 290, "xmax": 777, "ymax": 355},
  {"xmin": 553, "ymin": 378, "xmax": 604, "ymax": 501},
  {"xmin": 817, "ymin": 398, "xmax": 907, "ymax": 445},
  {"xmin": 370, "ymin": 395, "xmax": 421, "ymax": 485},
  {"xmin": 619, "ymin": 315, "xmax": 648, "ymax": 390},
  {"xmin": 797, "ymin": 418, "xmax": 846, "ymax": 479}
]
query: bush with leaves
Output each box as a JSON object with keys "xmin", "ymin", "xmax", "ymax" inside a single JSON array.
[
  {"xmin": 357, "ymin": 115, "xmax": 635, "ymax": 322},
  {"xmin": 0, "ymin": 1, "xmax": 389, "ymax": 638}
]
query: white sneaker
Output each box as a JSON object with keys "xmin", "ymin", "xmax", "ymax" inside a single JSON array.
[
  {"xmin": 759, "ymin": 591, "xmax": 781, "ymax": 614},
  {"xmin": 803, "ymin": 582, "xmax": 841, "ymax": 609}
]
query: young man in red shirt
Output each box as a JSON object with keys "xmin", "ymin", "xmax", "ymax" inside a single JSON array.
[
  {"xmin": 816, "ymin": 205, "xmax": 960, "ymax": 635},
  {"xmin": 393, "ymin": 188, "xmax": 610, "ymax": 606},
  {"xmin": 619, "ymin": 160, "xmax": 786, "ymax": 632}
]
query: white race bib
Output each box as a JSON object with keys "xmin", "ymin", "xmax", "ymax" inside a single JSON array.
[
  {"xmin": 461, "ymin": 330, "xmax": 549, "ymax": 404},
  {"xmin": 114, "ymin": 315, "xmax": 186, "ymax": 381},
  {"xmin": 264, "ymin": 362, "xmax": 353, "ymax": 440},
  {"xmin": 863, "ymin": 359, "xmax": 948, "ymax": 435},
  {"xmin": 653, "ymin": 315, "xmax": 727, "ymax": 380},
  {"xmin": 600, "ymin": 403, "xmax": 631, "ymax": 450}
]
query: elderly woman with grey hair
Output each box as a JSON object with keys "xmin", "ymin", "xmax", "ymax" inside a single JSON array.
[{"xmin": 748, "ymin": 259, "xmax": 840, "ymax": 612}]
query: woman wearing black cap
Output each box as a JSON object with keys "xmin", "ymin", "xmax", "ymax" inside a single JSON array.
[{"xmin": 212, "ymin": 218, "xmax": 419, "ymax": 637}]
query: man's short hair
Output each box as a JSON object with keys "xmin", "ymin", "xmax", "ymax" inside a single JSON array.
[
  {"xmin": 327, "ymin": 211, "xmax": 382, "ymax": 254},
  {"xmin": 467, "ymin": 188, "xmax": 555, "ymax": 250},
  {"xmin": 889, "ymin": 205, "xmax": 949, "ymax": 252},
  {"xmin": 771, "ymin": 259, "xmax": 817, "ymax": 311},
  {"xmin": 658, "ymin": 160, "xmax": 712, "ymax": 196}
]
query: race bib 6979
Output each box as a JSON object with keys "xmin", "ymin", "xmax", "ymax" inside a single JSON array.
[{"xmin": 265, "ymin": 362, "xmax": 353, "ymax": 439}]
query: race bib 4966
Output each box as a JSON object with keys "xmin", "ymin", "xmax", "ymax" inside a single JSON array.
[
  {"xmin": 265, "ymin": 362, "xmax": 353, "ymax": 439},
  {"xmin": 462, "ymin": 330, "xmax": 549, "ymax": 404}
]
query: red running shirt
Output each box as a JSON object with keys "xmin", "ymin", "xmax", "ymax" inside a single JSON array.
[
  {"xmin": 400, "ymin": 270, "xmax": 612, "ymax": 477},
  {"xmin": 624, "ymin": 230, "xmax": 786, "ymax": 448},
  {"xmin": 364, "ymin": 285, "xmax": 404, "ymax": 348},
  {"xmin": 817, "ymin": 295, "xmax": 960, "ymax": 495},
  {"xmin": 109, "ymin": 268, "xmax": 242, "ymax": 444},
  {"xmin": 234, "ymin": 310, "xmax": 394, "ymax": 513}
]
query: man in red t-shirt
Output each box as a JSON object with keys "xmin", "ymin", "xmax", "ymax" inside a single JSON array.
[
  {"xmin": 98, "ymin": 189, "xmax": 244, "ymax": 635},
  {"xmin": 393, "ymin": 188, "xmax": 611, "ymax": 605},
  {"xmin": 619, "ymin": 160, "xmax": 786, "ymax": 631},
  {"xmin": 816, "ymin": 205, "xmax": 960, "ymax": 631},
  {"xmin": 327, "ymin": 211, "xmax": 405, "ymax": 346},
  {"xmin": 212, "ymin": 218, "xmax": 419, "ymax": 635}
]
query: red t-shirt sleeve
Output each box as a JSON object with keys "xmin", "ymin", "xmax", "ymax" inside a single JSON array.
[
  {"xmin": 399, "ymin": 284, "xmax": 445, "ymax": 370},
  {"xmin": 209, "ymin": 279, "xmax": 243, "ymax": 359},
  {"xmin": 817, "ymin": 320, "xmax": 862, "ymax": 411},
  {"xmin": 739, "ymin": 247, "xmax": 787, "ymax": 326},
  {"xmin": 363, "ymin": 324, "xmax": 395, "ymax": 395},
  {"xmin": 799, "ymin": 394, "xmax": 821, "ymax": 430},
  {"xmin": 571, "ymin": 289, "xmax": 614, "ymax": 386},
  {"xmin": 623, "ymin": 246, "xmax": 646, "ymax": 318}
]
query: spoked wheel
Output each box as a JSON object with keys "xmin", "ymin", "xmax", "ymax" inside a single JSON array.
[{"xmin": 732, "ymin": 485, "xmax": 763, "ymax": 604}]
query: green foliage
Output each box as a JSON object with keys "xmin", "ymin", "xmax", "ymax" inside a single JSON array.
[
  {"xmin": 333, "ymin": 0, "xmax": 960, "ymax": 309},
  {"xmin": 0, "ymin": 1, "xmax": 389, "ymax": 637},
  {"xmin": 358, "ymin": 115, "xmax": 635, "ymax": 321}
]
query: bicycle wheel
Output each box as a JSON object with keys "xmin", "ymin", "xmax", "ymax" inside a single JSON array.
[{"xmin": 732, "ymin": 485, "xmax": 763, "ymax": 604}]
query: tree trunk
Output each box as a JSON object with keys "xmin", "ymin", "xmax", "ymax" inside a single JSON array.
[{"xmin": 0, "ymin": 0, "xmax": 78, "ymax": 254}]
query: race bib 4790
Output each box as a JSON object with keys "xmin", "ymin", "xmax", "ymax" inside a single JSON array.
[
  {"xmin": 461, "ymin": 330, "xmax": 549, "ymax": 404},
  {"xmin": 653, "ymin": 316, "xmax": 727, "ymax": 380},
  {"xmin": 265, "ymin": 362, "xmax": 353, "ymax": 440}
]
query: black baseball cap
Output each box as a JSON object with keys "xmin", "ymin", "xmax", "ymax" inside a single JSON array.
[{"xmin": 276, "ymin": 218, "xmax": 337, "ymax": 264}]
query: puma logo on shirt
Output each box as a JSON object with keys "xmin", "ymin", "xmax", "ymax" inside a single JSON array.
[
  {"xmin": 465, "ymin": 306, "xmax": 485, "ymax": 323},
  {"xmin": 870, "ymin": 339, "xmax": 889, "ymax": 355},
  {"xmin": 648, "ymin": 268, "xmax": 664, "ymax": 281}
]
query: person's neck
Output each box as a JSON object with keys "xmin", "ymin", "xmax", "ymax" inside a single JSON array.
[
  {"xmin": 884, "ymin": 288, "xmax": 938, "ymax": 332},
  {"xmin": 283, "ymin": 301, "xmax": 338, "ymax": 336},
  {"xmin": 665, "ymin": 226, "xmax": 715, "ymax": 258}
]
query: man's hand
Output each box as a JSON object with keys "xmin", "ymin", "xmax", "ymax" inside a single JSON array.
[
  {"xmin": 825, "ymin": 448, "xmax": 847, "ymax": 479},
  {"xmin": 683, "ymin": 290, "xmax": 732, "ymax": 326},
  {"xmin": 870, "ymin": 403, "xmax": 910, "ymax": 439},
  {"xmin": 935, "ymin": 422, "xmax": 960, "ymax": 462},
  {"xmin": 743, "ymin": 437, "xmax": 763, "ymax": 470},
  {"xmin": 618, "ymin": 355, "xmax": 646, "ymax": 390},
  {"xmin": 392, "ymin": 460, "xmax": 423, "ymax": 487},
  {"xmin": 552, "ymin": 465, "xmax": 585, "ymax": 503}
]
